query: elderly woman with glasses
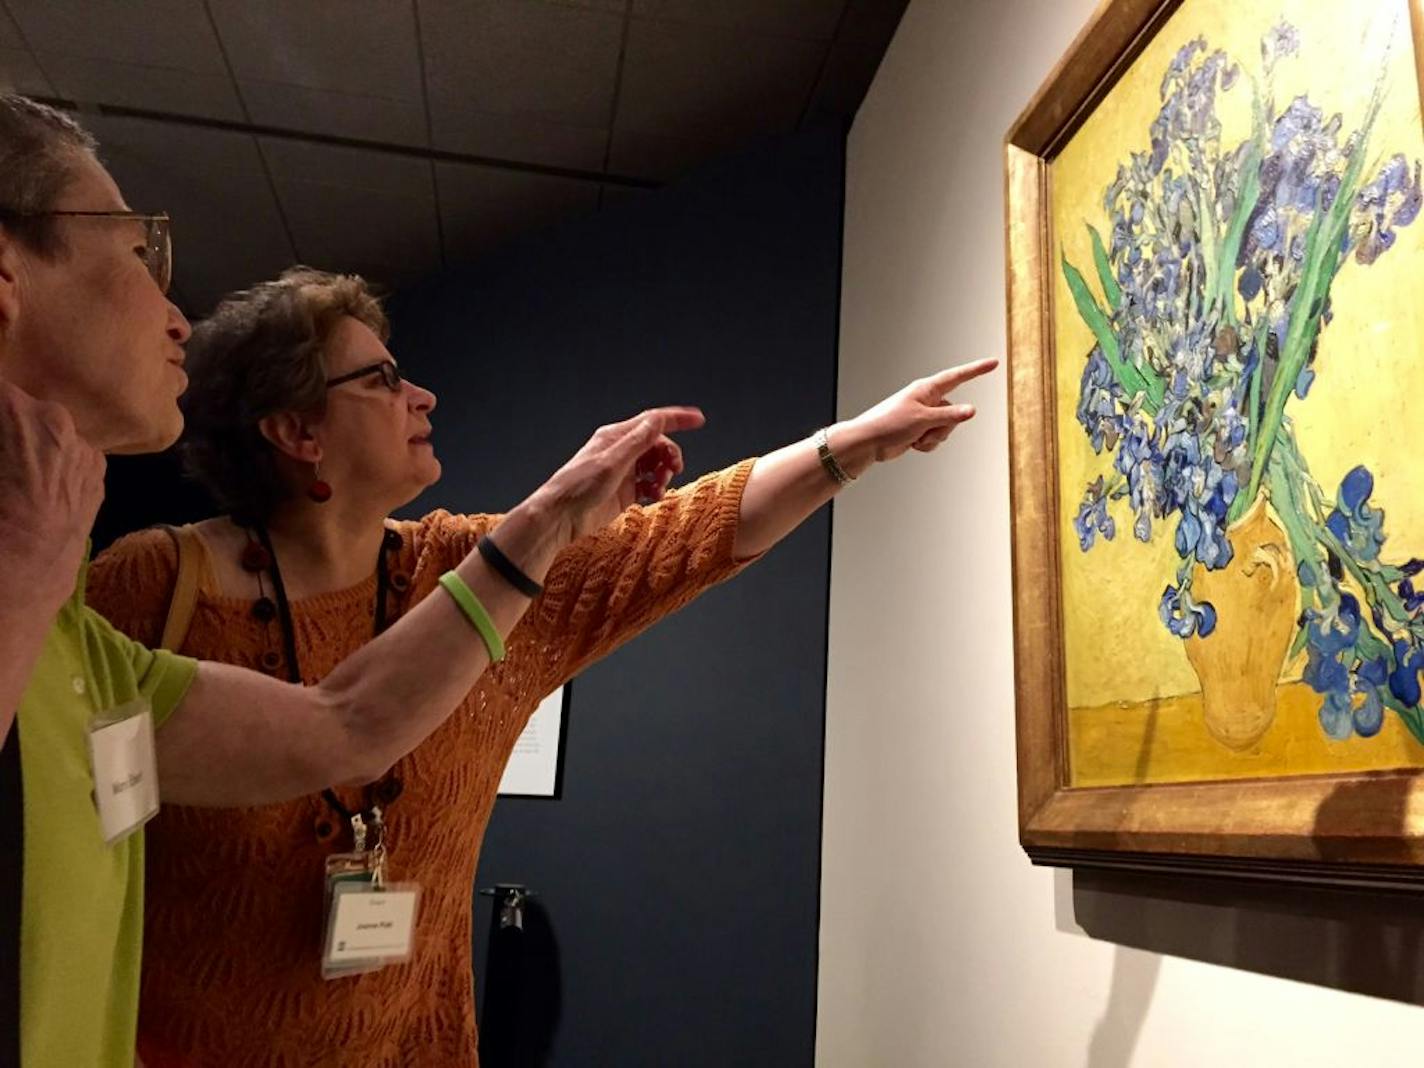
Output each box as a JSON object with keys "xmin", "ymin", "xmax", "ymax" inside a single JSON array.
[{"xmin": 86, "ymin": 266, "xmax": 995, "ymax": 1066}]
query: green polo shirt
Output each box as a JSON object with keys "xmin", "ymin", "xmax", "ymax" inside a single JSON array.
[{"xmin": 16, "ymin": 556, "xmax": 196, "ymax": 1067}]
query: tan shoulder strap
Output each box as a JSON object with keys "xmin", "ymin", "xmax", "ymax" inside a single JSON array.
[{"xmin": 159, "ymin": 524, "xmax": 202, "ymax": 652}]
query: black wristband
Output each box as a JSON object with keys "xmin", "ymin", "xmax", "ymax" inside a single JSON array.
[{"xmin": 478, "ymin": 534, "xmax": 544, "ymax": 598}]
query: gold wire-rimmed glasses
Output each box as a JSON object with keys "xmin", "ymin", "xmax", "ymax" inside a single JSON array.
[{"xmin": 0, "ymin": 209, "xmax": 172, "ymax": 294}]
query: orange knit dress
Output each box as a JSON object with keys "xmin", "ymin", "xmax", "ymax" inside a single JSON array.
[{"xmin": 86, "ymin": 461, "xmax": 756, "ymax": 1067}]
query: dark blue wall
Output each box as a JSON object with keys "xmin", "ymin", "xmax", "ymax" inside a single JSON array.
[{"xmin": 390, "ymin": 126, "xmax": 842, "ymax": 1066}]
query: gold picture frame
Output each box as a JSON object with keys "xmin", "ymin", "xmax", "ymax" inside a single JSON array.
[{"xmin": 1006, "ymin": 0, "xmax": 1424, "ymax": 888}]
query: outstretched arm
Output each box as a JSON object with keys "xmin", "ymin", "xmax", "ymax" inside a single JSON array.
[
  {"xmin": 733, "ymin": 359, "xmax": 998, "ymax": 559},
  {"xmin": 157, "ymin": 406, "xmax": 707, "ymax": 805}
]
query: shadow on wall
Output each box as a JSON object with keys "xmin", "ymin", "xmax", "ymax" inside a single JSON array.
[
  {"xmin": 1085, "ymin": 946, "xmax": 1161, "ymax": 1068},
  {"xmin": 1069, "ymin": 859, "xmax": 1424, "ymax": 1017},
  {"xmin": 1054, "ymin": 771, "xmax": 1422, "ymax": 1066}
]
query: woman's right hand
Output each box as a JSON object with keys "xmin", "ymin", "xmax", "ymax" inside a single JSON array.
[
  {"xmin": 538, "ymin": 406, "xmax": 705, "ymax": 543},
  {"xmin": 489, "ymin": 406, "xmax": 706, "ymax": 587},
  {"xmin": 0, "ymin": 376, "xmax": 107, "ymax": 617}
]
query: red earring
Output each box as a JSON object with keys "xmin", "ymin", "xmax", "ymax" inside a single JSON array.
[{"xmin": 307, "ymin": 462, "xmax": 332, "ymax": 503}]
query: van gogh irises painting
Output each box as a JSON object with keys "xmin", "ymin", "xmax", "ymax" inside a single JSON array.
[{"xmin": 1007, "ymin": 0, "xmax": 1424, "ymax": 885}]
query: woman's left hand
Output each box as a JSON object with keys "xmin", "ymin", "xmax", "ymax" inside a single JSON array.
[{"xmin": 828, "ymin": 357, "xmax": 999, "ymax": 478}]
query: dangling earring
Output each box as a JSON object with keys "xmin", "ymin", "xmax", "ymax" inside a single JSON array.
[{"xmin": 307, "ymin": 461, "xmax": 332, "ymax": 503}]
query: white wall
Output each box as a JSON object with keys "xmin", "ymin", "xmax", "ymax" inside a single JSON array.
[{"xmin": 819, "ymin": 1, "xmax": 1424, "ymax": 1064}]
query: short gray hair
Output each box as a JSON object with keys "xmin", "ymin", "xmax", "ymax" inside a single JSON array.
[{"xmin": 0, "ymin": 94, "xmax": 98, "ymax": 255}]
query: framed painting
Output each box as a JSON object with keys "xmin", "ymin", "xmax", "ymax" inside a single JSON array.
[
  {"xmin": 1006, "ymin": 0, "xmax": 1424, "ymax": 887},
  {"xmin": 497, "ymin": 684, "xmax": 571, "ymax": 800}
]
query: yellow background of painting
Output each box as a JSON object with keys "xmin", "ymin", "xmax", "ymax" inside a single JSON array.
[{"xmin": 1051, "ymin": 0, "xmax": 1424, "ymax": 782}]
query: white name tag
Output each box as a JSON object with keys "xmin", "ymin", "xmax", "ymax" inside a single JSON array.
[
  {"xmin": 87, "ymin": 700, "xmax": 159, "ymax": 845},
  {"xmin": 324, "ymin": 883, "xmax": 420, "ymax": 968}
]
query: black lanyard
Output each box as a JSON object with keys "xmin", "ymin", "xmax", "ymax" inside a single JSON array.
[{"xmin": 253, "ymin": 524, "xmax": 401, "ymax": 835}]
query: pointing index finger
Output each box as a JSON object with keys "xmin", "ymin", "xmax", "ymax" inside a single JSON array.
[
  {"xmin": 925, "ymin": 358, "xmax": 1000, "ymax": 397},
  {"xmin": 641, "ymin": 406, "xmax": 706, "ymax": 435},
  {"xmin": 607, "ymin": 406, "xmax": 706, "ymax": 468}
]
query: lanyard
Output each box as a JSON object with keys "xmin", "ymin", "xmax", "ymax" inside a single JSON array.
[{"xmin": 252, "ymin": 524, "xmax": 403, "ymax": 838}]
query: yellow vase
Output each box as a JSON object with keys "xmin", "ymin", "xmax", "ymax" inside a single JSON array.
[{"xmin": 1183, "ymin": 492, "xmax": 1298, "ymax": 751}]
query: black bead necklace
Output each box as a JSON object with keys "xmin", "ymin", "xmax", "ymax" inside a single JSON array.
[{"xmin": 238, "ymin": 520, "xmax": 411, "ymax": 844}]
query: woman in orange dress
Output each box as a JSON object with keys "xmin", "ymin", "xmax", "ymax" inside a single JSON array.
[{"xmin": 88, "ymin": 268, "xmax": 994, "ymax": 1066}]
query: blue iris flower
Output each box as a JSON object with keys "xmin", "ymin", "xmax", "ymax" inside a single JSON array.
[
  {"xmin": 1340, "ymin": 466, "xmax": 1373, "ymax": 511},
  {"xmin": 1160, "ymin": 584, "xmax": 1217, "ymax": 639},
  {"xmin": 1353, "ymin": 688, "xmax": 1385, "ymax": 737},
  {"xmin": 1387, "ymin": 639, "xmax": 1424, "ymax": 707},
  {"xmin": 1317, "ymin": 689, "xmax": 1354, "ymax": 741},
  {"xmin": 1074, "ymin": 493, "xmax": 1116, "ymax": 552}
]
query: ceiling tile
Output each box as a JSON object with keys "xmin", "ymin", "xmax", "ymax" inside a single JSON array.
[
  {"xmin": 616, "ymin": 17, "xmax": 824, "ymax": 141},
  {"xmin": 36, "ymin": 52, "xmax": 245, "ymax": 119},
  {"xmin": 838, "ymin": 0, "xmax": 909, "ymax": 45},
  {"xmin": 238, "ymin": 79, "xmax": 429, "ymax": 147},
  {"xmin": 0, "ymin": 7, "xmax": 24, "ymax": 49},
  {"xmin": 429, "ymin": 100, "xmax": 608, "ymax": 171},
  {"xmin": 435, "ymin": 160, "xmax": 600, "ymax": 262},
  {"xmin": 606, "ymin": 126, "xmax": 744, "ymax": 182},
  {"xmin": 630, "ymin": 0, "xmax": 846, "ymax": 41},
  {"xmin": 83, "ymin": 114, "xmax": 295, "ymax": 314},
  {"xmin": 803, "ymin": 33, "xmax": 881, "ymax": 121},
  {"xmin": 803, "ymin": 0, "xmax": 906, "ymax": 120},
  {"xmin": 259, "ymin": 137, "xmax": 441, "ymax": 284},
  {"xmin": 0, "ymin": 48, "xmax": 52, "ymax": 95},
  {"xmin": 208, "ymin": 1, "xmax": 423, "ymax": 100},
  {"xmin": 534, "ymin": 0, "xmax": 627, "ymax": 12},
  {"xmin": 6, "ymin": 0, "xmax": 228, "ymax": 74},
  {"xmin": 261, "ymin": 138, "xmax": 433, "ymax": 196},
  {"xmin": 421, "ymin": 0, "xmax": 622, "ymax": 134}
]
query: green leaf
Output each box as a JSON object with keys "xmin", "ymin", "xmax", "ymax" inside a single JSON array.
[
  {"xmin": 1266, "ymin": 455, "xmax": 1320, "ymax": 612},
  {"xmin": 1088, "ymin": 224, "xmax": 1122, "ymax": 311},
  {"xmin": 1229, "ymin": 319, "xmax": 1269, "ymax": 524},
  {"xmin": 1215, "ymin": 138, "xmax": 1261, "ymax": 320},
  {"xmin": 1247, "ymin": 193, "xmax": 1339, "ymax": 501},
  {"xmin": 1195, "ymin": 182, "xmax": 1220, "ymax": 322},
  {"xmin": 1245, "ymin": 79, "xmax": 1383, "ymax": 506},
  {"xmin": 1217, "ymin": 80, "xmax": 1269, "ymax": 323},
  {"xmin": 1062, "ymin": 254, "xmax": 1156, "ymax": 407}
]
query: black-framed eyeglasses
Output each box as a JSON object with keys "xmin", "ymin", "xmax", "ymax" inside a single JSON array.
[
  {"xmin": 326, "ymin": 361, "xmax": 403, "ymax": 392},
  {"xmin": 0, "ymin": 209, "xmax": 172, "ymax": 294}
]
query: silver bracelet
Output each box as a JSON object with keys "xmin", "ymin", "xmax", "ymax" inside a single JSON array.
[{"xmin": 813, "ymin": 426, "xmax": 855, "ymax": 486}]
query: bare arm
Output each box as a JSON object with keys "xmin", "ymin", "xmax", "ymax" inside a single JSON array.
[
  {"xmin": 157, "ymin": 407, "xmax": 706, "ymax": 806},
  {"xmin": 157, "ymin": 505, "xmax": 549, "ymax": 803},
  {"xmin": 733, "ymin": 359, "xmax": 998, "ymax": 559}
]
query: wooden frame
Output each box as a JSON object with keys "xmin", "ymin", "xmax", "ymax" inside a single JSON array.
[{"xmin": 1006, "ymin": 0, "xmax": 1424, "ymax": 890}]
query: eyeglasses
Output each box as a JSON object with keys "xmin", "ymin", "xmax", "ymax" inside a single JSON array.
[
  {"xmin": 0, "ymin": 209, "xmax": 172, "ymax": 294},
  {"xmin": 326, "ymin": 361, "xmax": 403, "ymax": 392}
]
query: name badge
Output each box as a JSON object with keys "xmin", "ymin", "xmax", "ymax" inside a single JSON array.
[
  {"xmin": 323, "ymin": 881, "xmax": 420, "ymax": 975},
  {"xmin": 87, "ymin": 699, "xmax": 159, "ymax": 845}
]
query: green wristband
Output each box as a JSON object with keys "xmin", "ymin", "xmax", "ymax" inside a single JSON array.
[{"xmin": 438, "ymin": 571, "xmax": 506, "ymax": 663}]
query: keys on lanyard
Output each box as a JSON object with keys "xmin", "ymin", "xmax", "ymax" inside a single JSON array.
[
  {"xmin": 321, "ymin": 805, "xmax": 420, "ymax": 979},
  {"xmin": 350, "ymin": 808, "xmax": 386, "ymax": 888}
]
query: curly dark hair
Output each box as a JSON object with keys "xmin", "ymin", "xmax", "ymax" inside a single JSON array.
[
  {"xmin": 178, "ymin": 267, "xmax": 390, "ymax": 522},
  {"xmin": 0, "ymin": 94, "xmax": 98, "ymax": 255}
]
